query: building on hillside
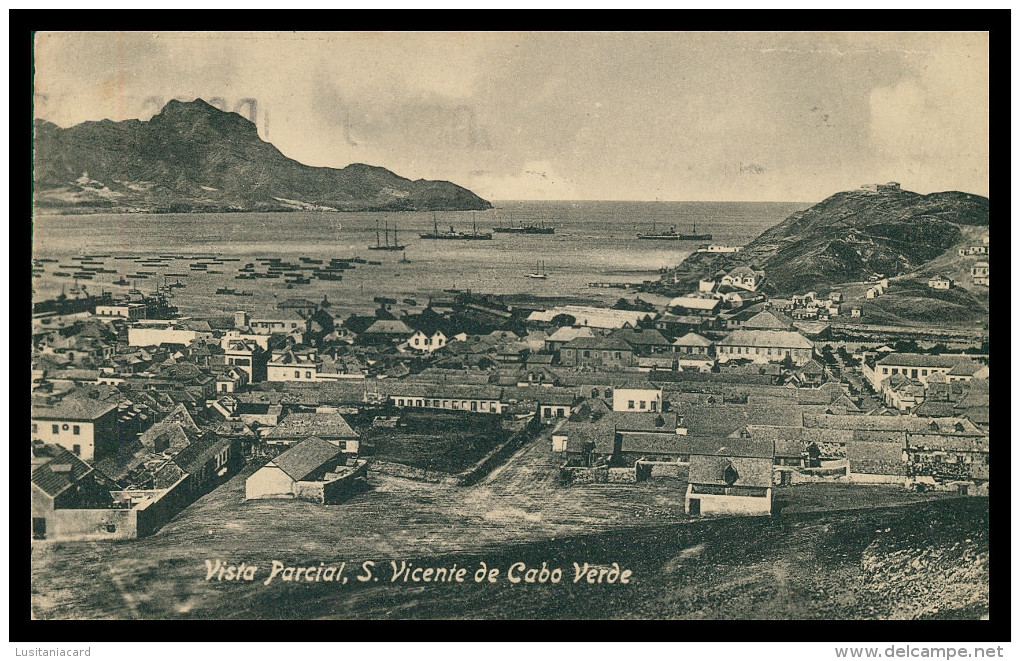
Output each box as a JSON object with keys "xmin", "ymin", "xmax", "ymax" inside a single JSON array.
[
  {"xmin": 927, "ymin": 275, "xmax": 954, "ymax": 290},
  {"xmin": 31, "ymin": 391, "xmax": 120, "ymax": 461},
  {"xmin": 971, "ymin": 261, "xmax": 989, "ymax": 286},
  {"xmin": 716, "ymin": 329, "xmax": 814, "ymax": 365},
  {"xmin": 720, "ymin": 266, "xmax": 765, "ymax": 292}
]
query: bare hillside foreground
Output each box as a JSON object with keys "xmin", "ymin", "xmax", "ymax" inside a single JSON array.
[{"xmin": 31, "ymin": 434, "xmax": 987, "ymax": 620}]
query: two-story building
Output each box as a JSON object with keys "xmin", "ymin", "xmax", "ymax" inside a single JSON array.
[
  {"xmin": 716, "ymin": 329, "xmax": 814, "ymax": 365},
  {"xmin": 559, "ymin": 336, "xmax": 635, "ymax": 369},
  {"xmin": 31, "ymin": 390, "xmax": 120, "ymax": 461}
]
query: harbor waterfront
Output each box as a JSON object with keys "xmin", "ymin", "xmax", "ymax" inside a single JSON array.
[{"xmin": 32, "ymin": 201, "xmax": 806, "ymax": 315}]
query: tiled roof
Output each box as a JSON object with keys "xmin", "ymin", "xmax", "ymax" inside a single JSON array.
[
  {"xmin": 387, "ymin": 383, "xmax": 505, "ymax": 401},
  {"xmin": 876, "ymin": 353, "xmax": 968, "ymax": 368},
  {"xmin": 363, "ymin": 319, "xmax": 414, "ymax": 335},
  {"xmin": 270, "ymin": 436, "xmax": 346, "ymax": 481},
  {"xmin": 610, "ymin": 328, "xmax": 672, "ymax": 347},
  {"xmin": 689, "ymin": 454, "xmax": 772, "ymax": 487},
  {"xmin": 32, "ymin": 392, "xmax": 118, "ymax": 422},
  {"xmin": 264, "ymin": 412, "xmax": 359, "ymax": 440},
  {"xmin": 31, "ymin": 446, "xmax": 95, "ymax": 497},
  {"xmin": 672, "ymin": 333, "xmax": 713, "ymax": 347},
  {"xmin": 667, "ymin": 296, "xmax": 721, "ymax": 311},
  {"xmin": 742, "ymin": 310, "xmax": 794, "ymax": 330},
  {"xmin": 172, "ymin": 434, "xmax": 232, "ymax": 474},
  {"xmin": 717, "ymin": 329, "xmax": 813, "ymax": 350},
  {"xmin": 545, "ymin": 326, "xmax": 596, "ymax": 343}
]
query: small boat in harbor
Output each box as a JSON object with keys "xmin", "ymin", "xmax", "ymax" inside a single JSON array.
[
  {"xmin": 527, "ymin": 261, "xmax": 549, "ymax": 279},
  {"xmin": 216, "ymin": 287, "xmax": 237, "ymax": 295},
  {"xmin": 367, "ymin": 260, "xmax": 383, "ymax": 266}
]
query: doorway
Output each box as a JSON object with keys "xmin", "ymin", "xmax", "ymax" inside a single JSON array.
[{"xmin": 688, "ymin": 498, "xmax": 700, "ymax": 516}]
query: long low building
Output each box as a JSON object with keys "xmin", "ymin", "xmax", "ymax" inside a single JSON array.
[
  {"xmin": 716, "ymin": 329, "xmax": 814, "ymax": 365},
  {"xmin": 387, "ymin": 383, "xmax": 507, "ymax": 414}
]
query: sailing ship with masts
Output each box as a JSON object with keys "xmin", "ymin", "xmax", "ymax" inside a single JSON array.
[
  {"xmin": 369, "ymin": 221, "xmax": 407, "ymax": 250},
  {"xmin": 636, "ymin": 220, "xmax": 712, "ymax": 241},
  {"xmin": 526, "ymin": 260, "xmax": 548, "ymax": 279},
  {"xmin": 420, "ymin": 212, "xmax": 493, "ymax": 240}
]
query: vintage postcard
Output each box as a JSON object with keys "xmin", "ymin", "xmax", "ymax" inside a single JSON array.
[{"xmin": 29, "ymin": 30, "xmax": 989, "ymax": 622}]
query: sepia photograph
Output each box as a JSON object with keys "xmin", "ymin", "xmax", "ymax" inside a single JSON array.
[{"xmin": 28, "ymin": 29, "xmax": 992, "ymax": 625}]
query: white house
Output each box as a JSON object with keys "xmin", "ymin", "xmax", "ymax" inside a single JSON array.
[
  {"xmin": 245, "ymin": 437, "xmax": 346, "ymax": 500},
  {"xmin": 720, "ymin": 266, "xmax": 765, "ymax": 292},
  {"xmin": 612, "ymin": 384, "xmax": 663, "ymax": 413},
  {"xmin": 408, "ymin": 328, "xmax": 449, "ymax": 354}
]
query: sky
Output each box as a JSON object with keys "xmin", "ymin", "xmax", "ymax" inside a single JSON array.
[{"xmin": 33, "ymin": 31, "xmax": 989, "ymax": 202}]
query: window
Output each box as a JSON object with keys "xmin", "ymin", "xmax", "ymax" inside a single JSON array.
[
  {"xmin": 604, "ymin": 389, "xmax": 612, "ymax": 398},
  {"xmin": 583, "ymin": 350, "xmax": 591, "ymax": 358},
  {"xmin": 882, "ymin": 367, "xmax": 889, "ymax": 374},
  {"xmin": 414, "ymin": 338, "xmax": 420, "ymax": 345},
  {"xmin": 591, "ymin": 388, "xmax": 599, "ymax": 398},
  {"xmin": 31, "ymin": 424, "xmax": 37, "ymax": 434},
  {"xmin": 615, "ymin": 352, "xmax": 621, "ymax": 359},
  {"xmin": 291, "ymin": 323, "xmax": 297, "ymax": 328},
  {"xmin": 911, "ymin": 369, "xmax": 918, "ymax": 378},
  {"xmin": 72, "ymin": 444, "xmax": 81, "ymax": 456},
  {"xmin": 72, "ymin": 425, "xmax": 81, "ymax": 435},
  {"xmin": 892, "ymin": 368, "xmax": 899, "ymax": 375},
  {"xmin": 556, "ymin": 408, "xmax": 564, "ymax": 418},
  {"xmin": 221, "ymin": 384, "xmax": 228, "ymax": 392},
  {"xmin": 305, "ymin": 371, "xmax": 312, "ymax": 379},
  {"xmin": 398, "ymin": 399, "xmax": 405, "ymax": 406},
  {"xmin": 639, "ymin": 401, "xmax": 646, "ymax": 410},
  {"xmin": 650, "ymin": 401, "xmax": 657, "ymax": 412},
  {"xmin": 52, "ymin": 424, "xmax": 59, "ymax": 434},
  {"xmin": 628, "ymin": 400, "xmax": 635, "ymax": 409}
]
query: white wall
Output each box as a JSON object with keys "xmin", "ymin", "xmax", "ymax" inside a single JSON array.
[{"xmin": 612, "ymin": 388, "xmax": 662, "ymax": 412}]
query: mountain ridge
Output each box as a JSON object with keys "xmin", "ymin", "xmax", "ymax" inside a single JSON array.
[
  {"xmin": 33, "ymin": 98, "xmax": 493, "ymax": 213},
  {"xmin": 659, "ymin": 185, "xmax": 989, "ymax": 297}
]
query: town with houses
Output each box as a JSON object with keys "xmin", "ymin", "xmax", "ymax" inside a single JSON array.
[{"xmin": 30, "ymin": 237, "xmax": 991, "ymax": 541}]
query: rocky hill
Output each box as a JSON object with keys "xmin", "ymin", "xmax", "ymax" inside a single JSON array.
[
  {"xmin": 33, "ymin": 98, "xmax": 492, "ymax": 213},
  {"xmin": 660, "ymin": 186, "xmax": 989, "ymax": 296}
]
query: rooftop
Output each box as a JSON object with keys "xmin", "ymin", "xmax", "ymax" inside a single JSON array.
[
  {"xmin": 265, "ymin": 412, "xmax": 359, "ymax": 439},
  {"xmin": 717, "ymin": 329, "xmax": 814, "ymax": 350},
  {"xmin": 269, "ymin": 436, "xmax": 345, "ymax": 481}
]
